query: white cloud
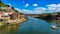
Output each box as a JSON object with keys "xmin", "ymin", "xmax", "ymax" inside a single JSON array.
[
  {"xmin": 7, "ymin": 4, "xmax": 12, "ymax": 7},
  {"xmin": 14, "ymin": 4, "xmax": 60, "ymax": 14},
  {"xmin": 34, "ymin": 7, "xmax": 47, "ymax": 10},
  {"xmin": 25, "ymin": 3, "xmax": 29, "ymax": 7},
  {"xmin": 14, "ymin": 8, "xmax": 20, "ymax": 11},
  {"xmin": 22, "ymin": 1, "xmax": 25, "ymax": 3},
  {"xmin": 47, "ymin": 4, "xmax": 60, "ymax": 12},
  {"xmin": 14, "ymin": 8, "xmax": 23, "ymax": 13},
  {"xmin": 47, "ymin": 4, "xmax": 56, "ymax": 7},
  {"xmin": 14, "ymin": 8, "xmax": 46, "ymax": 14},
  {"xmin": 19, "ymin": 7, "xmax": 46, "ymax": 14},
  {"xmin": 57, "ymin": 4, "xmax": 60, "ymax": 7},
  {"xmin": 47, "ymin": 4, "xmax": 57, "ymax": 10},
  {"xmin": 56, "ymin": 4, "xmax": 60, "ymax": 12},
  {"xmin": 34, "ymin": 7, "xmax": 46, "ymax": 14},
  {"xmin": 22, "ymin": 9, "xmax": 33, "ymax": 14},
  {"xmin": 14, "ymin": 8, "xmax": 33, "ymax": 14},
  {"xmin": 33, "ymin": 4, "xmax": 38, "ymax": 7}
]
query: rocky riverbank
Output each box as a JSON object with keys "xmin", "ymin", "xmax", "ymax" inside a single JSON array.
[
  {"xmin": 7, "ymin": 17, "xmax": 28, "ymax": 25},
  {"xmin": 0, "ymin": 17, "xmax": 28, "ymax": 26},
  {"xmin": 0, "ymin": 1, "xmax": 28, "ymax": 26}
]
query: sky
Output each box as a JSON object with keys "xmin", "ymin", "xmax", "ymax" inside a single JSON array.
[{"xmin": 1, "ymin": 0, "xmax": 60, "ymax": 14}]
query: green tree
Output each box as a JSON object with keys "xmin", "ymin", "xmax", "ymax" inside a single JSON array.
[
  {"xmin": 15, "ymin": 10, "xmax": 19, "ymax": 12},
  {"xmin": 0, "ymin": 0, "xmax": 4, "ymax": 7},
  {"xmin": 11, "ymin": 7, "xmax": 15, "ymax": 10},
  {"xmin": 4, "ymin": 5, "xmax": 10, "ymax": 7}
]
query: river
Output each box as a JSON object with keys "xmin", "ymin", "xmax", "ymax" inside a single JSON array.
[{"xmin": 0, "ymin": 17, "xmax": 60, "ymax": 34}]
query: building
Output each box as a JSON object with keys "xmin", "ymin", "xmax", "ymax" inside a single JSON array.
[{"xmin": 10, "ymin": 12, "xmax": 20, "ymax": 20}]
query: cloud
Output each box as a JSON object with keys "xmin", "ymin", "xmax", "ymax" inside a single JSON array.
[
  {"xmin": 34, "ymin": 7, "xmax": 47, "ymax": 10},
  {"xmin": 14, "ymin": 8, "xmax": 23, "ymax": 13},
  {"xmin": 22, "ymin": 9, "xmax": 33, "ymax": 14},
  {"xmin": 57, "ymin": 4, "xmax": 60, "ymax": 7},
  {"xmin": 34, "ymin": 7, "xmax": 47, "ymax": 14},
  {"xmin": 15, "ymin": 7, "xmax": 47, "ymax": 14},
  {"xmin": 7, "ymin": 4, "xmax": 12, "ymax": 7},
  {"xmin": 25, "ymin": 3, "xmax": 29, "ymax": 7},
  {"xmin": 14, "ymin": 4, "xmax": 60, "ymax": 14},
  {"xmin": 56, "ymin": 4, "xmax": 60, "ymax": 12},
  {"xmin": 33, "ymin": 4, "xmax": 38, "ymax": 7},
  {"xmin": 47, "ymin": 4, "xmax": 57, "ymax": 10},
  {"xmin": 14, "ymin": 8, "xmax": 33, "ymax": 14},
  {"xmin": 22, "ymin": 1, "xmax": 25, "ymax": 3},
  {"xmin": 47, "ymin": 4, "xmax": 56, "ymax": 7},
  {"xmin": 21, "ymin": 8, "xmax": 46, "ymax": 14},
  {"xmin": 46, "ymin": 4, "xmax": 60, "ymax": 12},
  {"xmin": 14, "ymin": 8, "xmax": 20, "ymax": 11}
]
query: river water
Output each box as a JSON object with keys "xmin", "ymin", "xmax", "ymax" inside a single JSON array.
[{"xmin": 0, "ymin": 17, "xmax": 60, "ymax": 34}]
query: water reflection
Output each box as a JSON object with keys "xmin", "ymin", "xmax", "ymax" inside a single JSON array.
[
  {"xmin": 0, "ymin": 25, "xmax": 19, "ymax": 34},
  {"xmin": 43, "ymin": 19, "xmax": 56, "ymax": 23},
  {"xmin": 0, "ymin": 17, "xmax": 60, "ymax": 34},
  {"xmin": 44, "ymin": 19, "xmax": 60, "ymax": 27}
]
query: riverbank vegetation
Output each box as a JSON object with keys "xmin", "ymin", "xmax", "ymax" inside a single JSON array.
[
  {"xmin": 35, "ymin": 12, "xmax": 60, "ymax": 20},
  {"xmin": 34, "ymin": 12, "xmax": 60, "ymax": 26}
]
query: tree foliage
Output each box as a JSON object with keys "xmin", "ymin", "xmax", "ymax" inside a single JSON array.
[
  {"xmin": 15, "ymin": 10, "xmax": 19, "ymax": 12},
  {"xmin": 11, "ymin": 7, "xmax": 15, "ymax": 10},
  {"xmin": 0, "ymin": 0, "xmax": 5, "ymax": 7}
]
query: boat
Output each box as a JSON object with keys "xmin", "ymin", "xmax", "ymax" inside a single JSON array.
[{"xmin": 51, "ymin": 26, "xmax": 57, "ymax": 29}]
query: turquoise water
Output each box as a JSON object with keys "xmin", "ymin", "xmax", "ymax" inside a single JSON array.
[{"xmin": 0, "ymin": 17, "xmax": 60, "ymax": 34}]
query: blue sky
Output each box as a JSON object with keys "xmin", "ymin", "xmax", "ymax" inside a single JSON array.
[{"xmin": 2, "ymin": 0, "xmax": 60, "ymax": 14}]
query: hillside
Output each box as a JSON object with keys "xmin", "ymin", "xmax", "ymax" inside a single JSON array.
[{"xmin": 0, "ymin": 0, "xmax": 5, "ymax": 6}]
